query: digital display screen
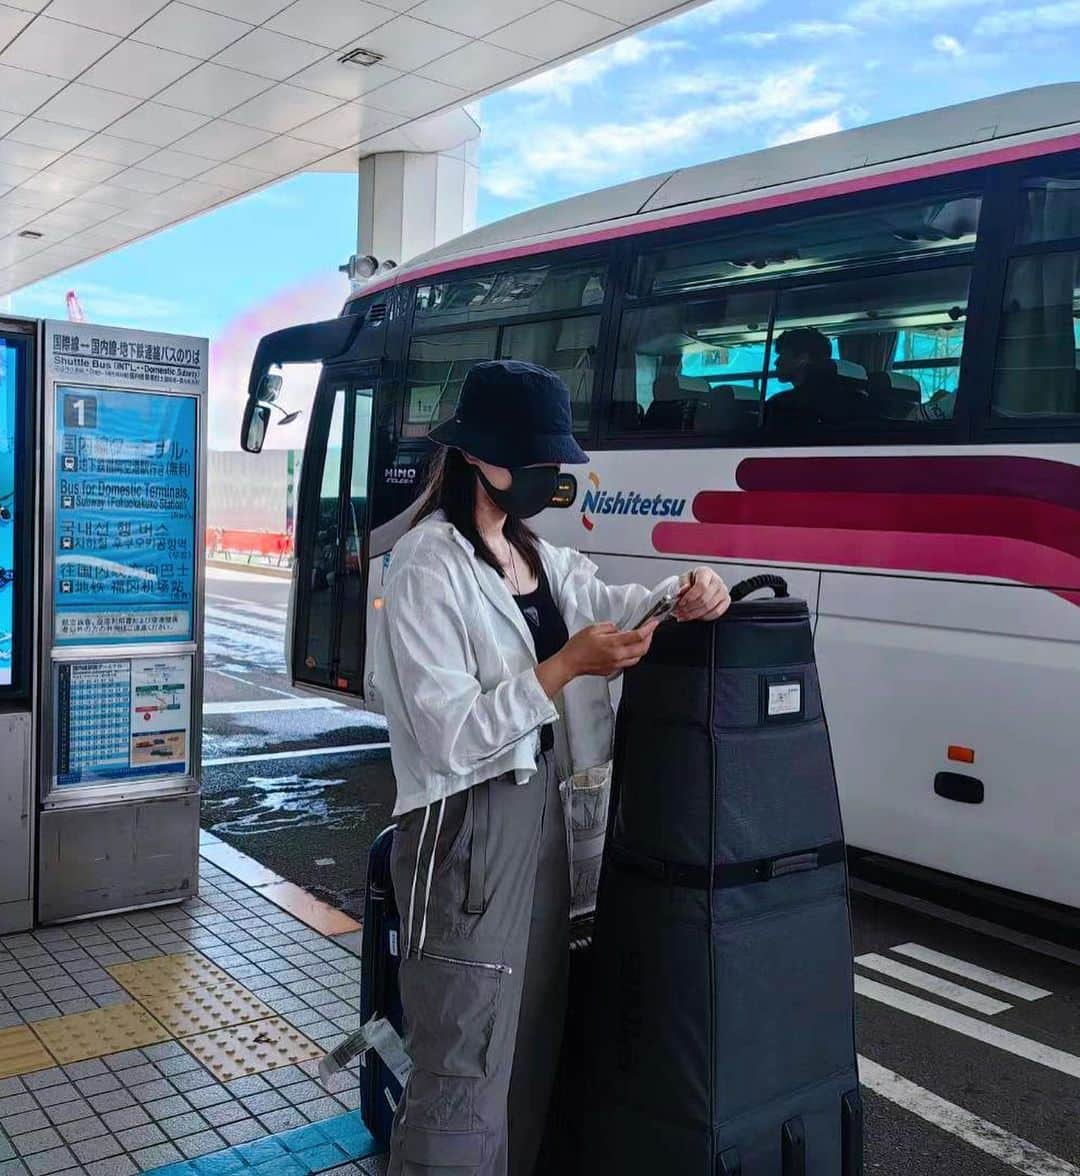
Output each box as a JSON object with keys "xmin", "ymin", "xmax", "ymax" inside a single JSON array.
[{"xmin": 0, "ymin": 342, "xmax": 18, "ymax": 687}]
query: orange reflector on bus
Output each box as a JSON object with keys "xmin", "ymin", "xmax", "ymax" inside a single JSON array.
[
  {"xmin": 373, "ymin": 597, "xmax": 384, "ymax": 609},
  {"xmin": 948, "ymin": 745, "xmax": 975, "ymax": 764}
]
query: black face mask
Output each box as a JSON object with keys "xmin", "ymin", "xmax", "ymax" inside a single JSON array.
[{"xmin": 476, "ymin": 465, "xmax": 559, "ymax": 519}]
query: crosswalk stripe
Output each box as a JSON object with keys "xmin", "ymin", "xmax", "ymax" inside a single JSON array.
[
  {"xmin": 206, "ymin": 607, "xmax": 283, "ymax": 637},
  {"xmin": 204, "ymin": 698, "xmax": 345, "ymax": 715},
  {"xmin": 204, "ymin": 742, "xmax": 390, "ymax": 766},
  {"xmin": 855, "ymin": 977, "xmax": 1080, "ymax": 1079},
  {"xmin": 892, "ymin": 943, "xmax": 1052, "ymax": 1002},
  {"xmin": 856, "ymin": 953, "xmax": 1012, "ymax": 1016},
  {"xmin": 859, "ymin": 1055, "xmax": 1079, "ymax": 1175},
  {"xmin": 852, "ymin": 880, "xmax": 1080, "ymax": 969},
  {"xmin": 207, "ymin": 592, "xmax": 288, "ymax": 621}
]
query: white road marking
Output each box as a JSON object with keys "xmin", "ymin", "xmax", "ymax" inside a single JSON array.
[
  {"xmin": 204, "ymin": 698, "xmax": 345, "ymax": 715},
  {"xmin": 207, "ymin": 592, "xmax": 288, "ymax": 621},
  {"xmin": 206, "ymin": 566, "xmax": 290, "ymax": 586},
  {"xmin": 851, "ymin": 880, "xmax": 1080, "ymax": 969},
  {"xmin": 856, "ymin": 953, "xmax": 1012, "ymax": 1016},
  {"xmin": 206, "ymin": 607, "xmax": 283, "ymax": 637},
  {"xmin": 859, "ymin": 1055, "xmax": 1080, "ymax": 1176},
  {"xmin": 892, "ymin": 943, "xmax": 1052, "ymax": 1002},
  {"xmin": 855, "ymin": 978, "xmax": 1080, "ymax": 1079},
  {"xmin": 204, "ymin": 742, "xmax": 390, "ymax": 767},
  {"xmin": 206, "ymin": 668, "xmax": 296, "ymax": 700}
]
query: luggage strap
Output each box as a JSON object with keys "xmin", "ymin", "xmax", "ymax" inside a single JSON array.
[{"xmin": 609, "ymin": 840, "xmax": 845, "ymax": 890}]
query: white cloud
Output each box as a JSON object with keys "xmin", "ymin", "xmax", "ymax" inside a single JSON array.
[
  {"xmin": 479, "ymin": 168, "xmax": 535, "ymax": 200},
  {"xmin": 509, "ymin": 35, "xmax": 682, "ymax": 103},
  {"xmin": 975, "ymin": 0, "xmax": 1080, "ymax": 35},
  {"xmin": 770, "ymin": 111, "xmax": 844, "ymax": 146},
  {"xmin": 484, "ymin": 65, "xmax": 843, "ymax": 198},
  {"xmin": 729, "ymin": 21, "xmax": 858, "ymax": 46},
  {"xmin": 848, "ymin": 0, "xmax": 998, "ymax": 20},
  {"xmin": 932, "ymin": 33, "xmax": 966, "ymax": 55}
]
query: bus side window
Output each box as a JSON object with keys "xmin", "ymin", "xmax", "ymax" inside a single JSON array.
[
  {"xmin": 992, "ymin": 252, "xmax": 1080, "ymax": 419},
  {"xmin": 765, "ymin": 266, "xmax": 972, "ymax": 430},
  {"xmin": 612, "ymin": 291, "xmax": 772, "ymax": 435},
  {"xmin": 500, "ymin": 317, "xmax": 599, "ymax": 437},
  {"xmin": 992, "ymin": 172, "xmax": 1080, "ymax": 419},
  {"xmin": 404, "ymin": 328, "xmax": 498, "ymax": 438}
]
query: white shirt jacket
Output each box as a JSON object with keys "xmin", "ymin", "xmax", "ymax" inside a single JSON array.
[{"xmin": 372, "ymin": 513, "xmax": 679, "ymax": 816}]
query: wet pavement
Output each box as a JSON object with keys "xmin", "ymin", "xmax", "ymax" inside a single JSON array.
[{"xmin": 201, "ymin": 567, "xmax": 393, "ymax": 920}]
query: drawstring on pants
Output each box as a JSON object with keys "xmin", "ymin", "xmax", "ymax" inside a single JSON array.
[
  {"xmin": 404, "ymin": 796, "xmax": 446, "ymax": 959},
  {"xmin": 418, "ymin": 797, "xmax": 445, "ymax": 957},
  {"xmin": 404, "ymin": 804, "xmax": 430, "ymax": 959}
]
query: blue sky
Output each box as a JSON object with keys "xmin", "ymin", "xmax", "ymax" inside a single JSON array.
[{"xmin": 8, "ymin": 0, "xmax": 1080, "ymax": 342}]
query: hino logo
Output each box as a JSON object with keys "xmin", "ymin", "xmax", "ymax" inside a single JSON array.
[{"xmin": 580, "ymin": 472, "xmax": 687, "ymax": 531}]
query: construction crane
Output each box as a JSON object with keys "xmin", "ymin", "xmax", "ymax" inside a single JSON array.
[{"xmin": 65, "ymin": 290, "xmax": 85, "ymax": 322}]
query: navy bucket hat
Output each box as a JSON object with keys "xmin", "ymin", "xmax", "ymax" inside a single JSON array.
[{"xmin": 427, "ymin": 360, "xmax": 589, "ymax": 467}]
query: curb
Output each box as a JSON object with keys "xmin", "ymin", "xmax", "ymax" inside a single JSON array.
[{"xmin": 198, "ymin": 830, "xmax": 362, "ymax": 951}]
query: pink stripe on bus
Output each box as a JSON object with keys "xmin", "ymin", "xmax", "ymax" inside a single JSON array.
[
  {"xmin": 651, "ymin": 521, "xmax": 1080, "ymax": 603},
  {"xmin": 358, "ymin": 130, "xmax": 1080, "ymax": 297}
]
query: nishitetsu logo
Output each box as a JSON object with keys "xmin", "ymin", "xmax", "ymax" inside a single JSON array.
[{"xmin": 580, "ymin": 472, "xmax": 687, "ymax": 531}]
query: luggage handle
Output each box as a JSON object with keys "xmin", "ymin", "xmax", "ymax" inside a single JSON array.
[{"xmin": 729, "ymin": 574, "xmax": 789, "ymax": 602}]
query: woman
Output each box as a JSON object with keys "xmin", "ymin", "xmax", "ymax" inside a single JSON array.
[{"xmin": 373, "ymin": 360, "xmax": 730, "ymax": 1176}]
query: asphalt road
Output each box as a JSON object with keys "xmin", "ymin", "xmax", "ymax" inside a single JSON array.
[
  {"xmin": 201, "ymin": 564, "xmax": 394, "ymax": 918},
  {"xmin": 199, "ymin": 565, "xmax": 1080, "ymax": 1176}
]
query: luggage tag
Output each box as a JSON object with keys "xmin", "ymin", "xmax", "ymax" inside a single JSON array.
[
  {"xmin": 761, "ymin": 672, "xmax": 805, "ymax": 724},
  {"xmin": 319, "ymin": 1015, "xmax": 413, "ymax": 1087}
]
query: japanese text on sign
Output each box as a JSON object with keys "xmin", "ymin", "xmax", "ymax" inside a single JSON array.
[
  {"xmin": 54, "ymin": 386, "xmax": 197, "ymax": 645},
  {"xmin": 49, "ymin": 330, "xmax": 204, "ymax": 390}
]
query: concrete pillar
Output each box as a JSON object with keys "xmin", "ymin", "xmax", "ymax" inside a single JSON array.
[{"xmin": 357, "ymin": 139, "xmax": 479, "ymax": 268}]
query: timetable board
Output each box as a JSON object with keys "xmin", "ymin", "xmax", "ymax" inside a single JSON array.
[{"xmin": 54, "ymin": 655, "xmax": 191, "ymax": 789}]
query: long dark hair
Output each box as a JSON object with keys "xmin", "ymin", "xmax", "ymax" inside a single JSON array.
[{"xmin": 412, "ymin": 447, "xmax": 543, "ymax": 581}]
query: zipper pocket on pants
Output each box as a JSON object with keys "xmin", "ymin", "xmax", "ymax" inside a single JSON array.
[{"xmin": 419, "ymin": 949, "xmax": 512, "ymax": 976}]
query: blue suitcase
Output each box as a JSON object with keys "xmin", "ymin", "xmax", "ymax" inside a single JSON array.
[{"xmin": 358, "ymin": 824, "xmax": 404, "ymax": 1148}]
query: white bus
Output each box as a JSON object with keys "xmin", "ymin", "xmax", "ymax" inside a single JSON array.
[{"xmin": 242, "ymin": 83, "xmax": 1080, "ymax": 910}]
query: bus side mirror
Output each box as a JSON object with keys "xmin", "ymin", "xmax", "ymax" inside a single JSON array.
[{"xmin": 242, "ymin": 399, "xmax": 270, "ymax": 454}]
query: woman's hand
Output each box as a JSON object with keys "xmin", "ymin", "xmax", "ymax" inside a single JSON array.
[
  {"xmin": 673, "ymin": 568, "xmax": 731, "ymax": 623},
  {"xmin": 536, "ymin": 620, "xmax": 660, "ymax": 696}
]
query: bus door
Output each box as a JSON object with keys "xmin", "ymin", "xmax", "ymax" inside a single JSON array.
[
  {"xmin": 291, "ymin": 365, "xmax": 378, "ymax": 698},
  {"xmin": 241, "ymin": 313, "xmax": 385, "ymax": 701}
]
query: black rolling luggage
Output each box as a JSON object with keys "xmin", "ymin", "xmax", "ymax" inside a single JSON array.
[
  {"xmin": 584, "ymin": 575, "xmax": 862, "ymax": 1176},
  {"xmin": 358, "ymin": 824, "xmax": 404, "ymax": 1148}
]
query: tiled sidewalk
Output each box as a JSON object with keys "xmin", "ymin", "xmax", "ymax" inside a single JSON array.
[{"xmin": 0, "ymin": 862, "xmax": 385, "ymax": 1176}]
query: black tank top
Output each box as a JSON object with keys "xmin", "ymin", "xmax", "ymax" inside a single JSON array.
[{"xmin": 514, "ymin": 565, "xmax": 568, "ymax": 752}]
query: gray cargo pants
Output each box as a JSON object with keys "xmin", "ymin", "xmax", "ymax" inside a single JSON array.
[{"xmin": 387, "ymin": 749, "xmax": 569, "ymax": 1176}]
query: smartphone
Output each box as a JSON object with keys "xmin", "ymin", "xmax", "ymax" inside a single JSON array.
[{"xmin": 633, "ymin": 590, "xmax": 679, "ymax": 631}]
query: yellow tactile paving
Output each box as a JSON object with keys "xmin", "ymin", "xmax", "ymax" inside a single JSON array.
[
  {"xmin": 107, "ymin": 951, "xmax": 235, "ymax": 997},
  {"xmin": 107, "ymin": 952, "xmax": 275, "ymax": 1037},
  {"xmin": 0, "ymin": 1024, "xmax": 57, "ymax": 1079},
  {"xmin": 180, "ymin": 1016, "xmax": 322, "ymax": 1081},
  {"xmin": 30, "ymin": 1002, "xmax": 171, "ymax": 1064}
]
